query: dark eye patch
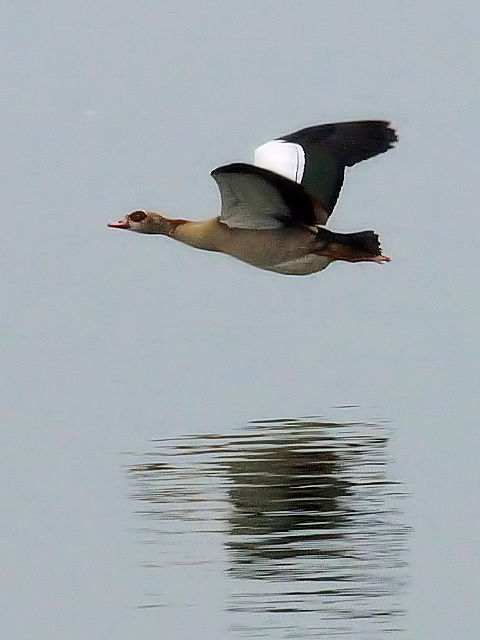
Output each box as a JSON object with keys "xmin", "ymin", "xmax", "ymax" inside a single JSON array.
[{"xmin": 129, "ymin": 210, "xmax": 147, "ymax": 222}]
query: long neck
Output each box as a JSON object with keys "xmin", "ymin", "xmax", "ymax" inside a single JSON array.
[
  {"xmin": 146, "ymin": 212, "xmax": 222, "ymax": 251},
  {"xmin": 169, "ymin": 217, "xmax": 222, "ymax": 252},
  {"xmin": 146, "ymin": 213, "xmax": 188, "ymax": 236}
]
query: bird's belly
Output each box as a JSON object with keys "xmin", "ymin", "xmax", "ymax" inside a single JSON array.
[
  {"xmin": 228, "ymin": 247, "xmax": 332, "ymax": 275},
  {"xmin": 220, "ymin": 227, "xmax": 331, "ymax": 275},
  {"xmin": 266, "ymin": 254, "xmax": 332, "ymax": 275}
]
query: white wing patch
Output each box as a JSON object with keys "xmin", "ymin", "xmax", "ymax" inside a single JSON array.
[{"xmin": 254, "ymin": 140, "xmax": 305, "ymax": 184}]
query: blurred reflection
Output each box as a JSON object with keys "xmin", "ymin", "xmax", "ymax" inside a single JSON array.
[{"xmin": 129, "ymin": 416, "xmax": 408, "ymax": 638}]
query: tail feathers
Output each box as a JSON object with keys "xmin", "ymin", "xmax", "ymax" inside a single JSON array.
[
  {"xmin": 340, "ymin": 230, "xmax": 381, "ymax": 255},
  {"xmin": 318, "ymin": 228, "xmax": 382, "ymax": 256}
]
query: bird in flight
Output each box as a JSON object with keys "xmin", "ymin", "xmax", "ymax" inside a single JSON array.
[{"xmin": 108, "ymin": 120, "xmax": 397, "ymax": 276}]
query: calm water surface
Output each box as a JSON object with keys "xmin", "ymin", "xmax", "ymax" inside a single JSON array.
[{"xmin": 129, "ymin": 416, "xmax": 408, "ymax": 639}]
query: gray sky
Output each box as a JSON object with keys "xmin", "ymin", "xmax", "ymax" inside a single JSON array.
[{"xmin": 2, "ymin": 1, "xmax": 479, "ymax": 638}]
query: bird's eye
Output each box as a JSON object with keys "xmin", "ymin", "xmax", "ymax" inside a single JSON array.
[{"xmin": 129, "ymin": 210, "xmax": 147, "ymax": 222}]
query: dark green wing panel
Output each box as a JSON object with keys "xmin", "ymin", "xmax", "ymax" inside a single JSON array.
[
  {"xmin": 299, "ymin": 146, "xmax": 345, "ymax": 217},
  {"xmin": 279, "ymin": 120, "xmax": 397, "ymax": 217}
]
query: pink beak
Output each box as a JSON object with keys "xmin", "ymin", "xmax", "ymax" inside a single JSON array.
[{"xmin": 108, "ymin": 216, "xmax": 130, "ymax": 229}]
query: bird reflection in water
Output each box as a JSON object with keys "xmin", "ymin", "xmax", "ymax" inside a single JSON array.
[{"xmin": 129, "ymin": 416, "xmax": 408, "ymax": 638}]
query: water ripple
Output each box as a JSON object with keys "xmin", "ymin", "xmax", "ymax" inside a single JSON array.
[{"xmin": 128, "ymin": 416, "xmax": 408, "ymax": 638}]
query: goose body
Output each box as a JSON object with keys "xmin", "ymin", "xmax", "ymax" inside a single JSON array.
[
  {"xmin": 109, "ymin": 120, "xmax": 397, "ymax": 276},
  {"xmin": 172, "ymin": 220, "xmax": 330, "ymax": 275}
]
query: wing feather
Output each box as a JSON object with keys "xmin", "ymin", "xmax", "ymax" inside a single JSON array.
[
  {"xmin": 254, "ymin": 120, "xmax": 397, "ymax": 221},
  {"xmin": 211, "ymin": 163, "xmax": 316, "ymax": 230}
]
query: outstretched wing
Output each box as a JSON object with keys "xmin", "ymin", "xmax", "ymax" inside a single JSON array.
[
  {"xmin": 254, "ymin": 120, "xmax": 397, "ymax": 223},
  {"xmin": 211, "ymin": 162, "xmax": 316, "ymax": 230}
]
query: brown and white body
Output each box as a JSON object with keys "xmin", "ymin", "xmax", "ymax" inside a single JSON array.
[{"xmin": 109, "ymin": 120, "xmax": 397, "ymax": 276}]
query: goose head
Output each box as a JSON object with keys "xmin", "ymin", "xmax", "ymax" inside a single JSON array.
[{"xmin": 108, "ymin": 210, "xmax": 171, "ymax": 235}]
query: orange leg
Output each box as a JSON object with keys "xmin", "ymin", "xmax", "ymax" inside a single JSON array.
[{"xmin": 319, "ymin": 243, "xmax": 391, "ymax": 264}]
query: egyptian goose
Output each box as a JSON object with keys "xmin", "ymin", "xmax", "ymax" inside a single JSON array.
[{"xmin": 108, "ymin": 120, "xmax": 397, "ymax": 275}]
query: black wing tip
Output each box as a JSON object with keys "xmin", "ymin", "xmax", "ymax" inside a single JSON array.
[
  {"xmin": 367, "ymin": 118, "xmax": 397, "ymax": 136},
  {"xmin": 279, "ymin": 119, "xmax": 398, "ymax": 167},
  {"xmin": 359, "ymin": 120, "xmax": 398, "ymax": 156},
  {"xmin": 279, "ymin": 118, "xmax": 398, "ymax": 146},
  {"xmin": 279, "ymin": 118, "xmax": 398, "ymax": 139},
  {"xmin": 368, "ymin": 120, "xmax": 398, "ymax": 147}
]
